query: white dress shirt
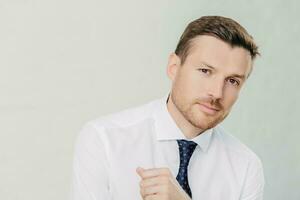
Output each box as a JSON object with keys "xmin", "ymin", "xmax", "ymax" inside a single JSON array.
[{"xmin": 71, "ymin": 95, "xmax": 264, "ymax": 200}]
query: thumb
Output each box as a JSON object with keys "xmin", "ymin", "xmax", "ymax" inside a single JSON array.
[{"xmin": 136, "ymin": 167, "xmax": 145, "ymax": 177}]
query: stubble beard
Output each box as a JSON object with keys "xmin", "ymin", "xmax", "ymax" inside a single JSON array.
[{"xmin": 171, "ymin": 93, "xmax": 230, "ymax": 132}]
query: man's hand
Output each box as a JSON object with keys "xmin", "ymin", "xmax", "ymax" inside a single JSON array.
[{"xmin": 136, "ymin": 167, "xmax": 192, "ymax": 200}]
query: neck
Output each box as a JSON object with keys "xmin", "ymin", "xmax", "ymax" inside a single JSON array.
[{"xmin": 166, "ymin": 94, "xmax": 204, "ymax": 139}]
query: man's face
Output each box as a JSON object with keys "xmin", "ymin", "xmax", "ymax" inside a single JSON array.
[{"xmin": 167, "ymin": 35, "xmax": 252, "ymax": 131}]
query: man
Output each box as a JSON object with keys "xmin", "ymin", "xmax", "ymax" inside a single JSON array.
[{"xmin": 71, "ymin": 16, "xmax": 265, "ymax": 200}]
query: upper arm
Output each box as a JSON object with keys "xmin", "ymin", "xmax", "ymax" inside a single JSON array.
[
  {"xmin": 240, "ymin": 156, "xmax": 265, "ymax": 200},
  {"xmin": 70, "ymin": 123, "xmax": 112, "ymax": 200}
]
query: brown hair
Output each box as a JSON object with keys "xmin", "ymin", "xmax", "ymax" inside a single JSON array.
[{"xmin": 175, "ymin": 16, "xmax": 260, "ymax": 64}]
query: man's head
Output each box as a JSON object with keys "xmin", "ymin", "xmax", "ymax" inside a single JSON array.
[{"xmin": 167, "ymin": 16, "xmax": 259, "ymax": 133}]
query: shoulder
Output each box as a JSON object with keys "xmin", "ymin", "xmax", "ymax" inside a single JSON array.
[
  {"xmin": 213, "ymin": 125, "xmax": 263, "ymax": 167},
  {"xmin": 78, "ymin": 98, "xmax": 161, "ymax": 138},
  {"xmin": 91, "ymin": 98, "xmax": 159, "ymax": 128}
]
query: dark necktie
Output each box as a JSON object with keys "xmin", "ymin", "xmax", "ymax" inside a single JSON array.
[{"xmin": 176, "ymin": 139, "xmax": 198, "ymax": 198}]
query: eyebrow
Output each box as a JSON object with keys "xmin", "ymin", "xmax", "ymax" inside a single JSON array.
[
  {"xmin": 231, "ymin": 74, "xmax": 246, "ymax": 80},
  {"xmin": 200, "ymin": 61, "xmax": 246, "ymax": 80}
]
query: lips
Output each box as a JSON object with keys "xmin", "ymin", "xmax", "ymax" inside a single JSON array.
[
  {"xmin": 199, "ymin": 103, "xmax": 220, "ymax": 111},
  {"xmin": 197, "ymin": 103, "xmax": 220, "ymax": 115}
]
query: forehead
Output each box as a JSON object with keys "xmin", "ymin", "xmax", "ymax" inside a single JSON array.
[{"xmin": 185, "ymin": 35, "xmax": 252, "ymax": 75}]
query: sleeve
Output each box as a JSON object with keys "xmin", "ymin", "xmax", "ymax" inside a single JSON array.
[
  {"xmin": 70, "ymin": 122, "xmax": 112, "ymax": 200},
  {"xmin": 240, "ymin": 156, "xmax": 265, "ymax": 200}
]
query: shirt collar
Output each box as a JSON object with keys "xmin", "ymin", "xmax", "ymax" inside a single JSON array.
[{"xmin": 152, "ymin": 94, "xmax": 214, "ymax": 153}]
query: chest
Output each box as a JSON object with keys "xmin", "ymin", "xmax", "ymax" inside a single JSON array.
[{"xmin": 106, "ymin": 138, "xmax": 245, "ymax": 200}]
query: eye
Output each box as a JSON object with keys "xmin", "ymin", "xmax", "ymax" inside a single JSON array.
[
  {"xmin": 198, "ymin": 68, "xmax": 211, "ymax": 74},
  {"xmin": 227, "ymin": 78, "xmax": 240, "ymax": 86}
]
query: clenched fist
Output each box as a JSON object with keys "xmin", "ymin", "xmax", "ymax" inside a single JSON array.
[{"xmin": 136, "ymin": 167, "xmax": 192, "ymax": 200}]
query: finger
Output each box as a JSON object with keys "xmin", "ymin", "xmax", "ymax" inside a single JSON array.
[
  {"xmin": 138, "ymin": 167, "xmax": 171, "ymax": 179},
  {"xmin": 140, "ymin": 185, "xmax": 166, "ymax": 197},
  {"xmin": 140, "ymin": 176, "xmax": 169, "ymax": 187},
  {"xmin": 143, "ymin": 194, "xmax": 165, "ymax": 200},
  {"xmin": 145, "ymin": 194, "xmax": 162, "ymax": 200},
  {"xmin": 136, "ymin": 167, "xmax": 145, "ymax": 178}
]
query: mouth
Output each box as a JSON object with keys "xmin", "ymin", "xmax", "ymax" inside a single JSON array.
[{"xmin": 197, "ymin": 103, "xmax": 220, "ymax": 115}]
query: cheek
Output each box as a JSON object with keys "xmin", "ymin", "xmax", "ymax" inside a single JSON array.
[
  {"xmin": 223, "ymin": 88, "xmax": 240, "ymax": 108},
  {"xmin": 174, "ymin": 71, "xmax": 197, "ymax": 94},
  {"xmin": 183, "ymin": 71, "xmax": 208, "ymax": 94}
]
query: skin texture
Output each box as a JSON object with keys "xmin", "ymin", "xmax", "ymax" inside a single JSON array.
[
  {"xmin": 136, "ymin": 35, "xmax": 253, "ymax": 200},
  {"xmin": 167, "ymin": 35, "xmax": 252, "ymax": 139}
]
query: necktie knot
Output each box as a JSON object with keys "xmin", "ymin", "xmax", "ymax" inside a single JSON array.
[{"xmin": 177, "ymin": 139, "xmax": 197, "ymax": 163}]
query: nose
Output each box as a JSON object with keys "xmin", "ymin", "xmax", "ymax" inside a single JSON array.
[{"xmin": 207, "ymin": 78, "xmax": 224, "ymax": 100}]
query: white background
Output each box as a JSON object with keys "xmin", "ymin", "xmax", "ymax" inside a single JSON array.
[{"xmin": 0, "ymin": 0, "xmax": 299, "ymax": 199}]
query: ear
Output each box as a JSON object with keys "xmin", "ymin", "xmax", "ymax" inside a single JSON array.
[{"xmin": 166, "ymin": 53, "xmax": 181, "ymax": 81}]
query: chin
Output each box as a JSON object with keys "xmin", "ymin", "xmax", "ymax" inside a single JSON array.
[
  {"xmin": 195, "ymin": 119, "xmax": 218, "ymax": 130},
  {"xmin": 191, "ymin": 112, "xmax": 224, "ymax": 130}
]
